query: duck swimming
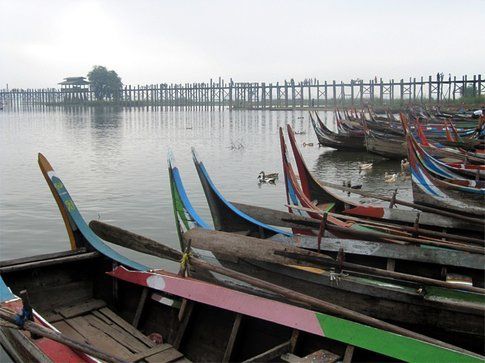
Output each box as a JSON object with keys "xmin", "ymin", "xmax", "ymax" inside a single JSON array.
[
  {"xmin": 259, "ymin": 171, "xmax": 278, "ymax": 179},
  {"xmin": 258, "ymin": 171, "xmax": 278, "ymax": 184},
  {"xmin": 384, "ymin": 172, "xmax": 398, "ymax": 183},
  {"xmin": 358, "ymin": 162, "xmax": 373, "ymax": 173},
  {"xmin": 258, "ymin": 172, "xmax": 278, "ymax": 184}
]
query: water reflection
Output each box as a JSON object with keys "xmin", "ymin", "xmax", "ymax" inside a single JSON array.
[{"xmin": 0, "ymin": 108, "xmax": 411, "ymax": 268}]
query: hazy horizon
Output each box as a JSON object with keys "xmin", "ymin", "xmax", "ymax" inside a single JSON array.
[{"xmin": 1, "ymin": 0, "xmax": 484, "ymax": 88}]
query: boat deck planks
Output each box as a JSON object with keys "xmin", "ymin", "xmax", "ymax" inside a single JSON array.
[
  {"xmin": 52, "ymin": 320, "xmax": 87, "ymax": 344},
  {"xmin": 83, "ymin": 314, "xmax": 149, "ymax": 353},
  {"xmin": 98, "ymin": 307, "xmax": 157, "ymax": 347},
  {"xmin": 56, "ymin": 299, "xmax": 106, "ymax": 318},
  {"xmin": 66, "ymin": 315, "xmax": 135, "ymax": 359},
  {"xmin": 91, "ymin": 309, "xmax": 116, "ymax": 325},
  {"xmin": 145, "ymin": 347, "xmax": 184, "ymax": 363},
  {"xmin": 47, "ymin": 299, "xmax": 188, "ymax": 363}
]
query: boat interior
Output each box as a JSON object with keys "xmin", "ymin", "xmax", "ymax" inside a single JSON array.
[{"xmin": 0, "ymin": 248, "xmax": 381, "ymax": 363}]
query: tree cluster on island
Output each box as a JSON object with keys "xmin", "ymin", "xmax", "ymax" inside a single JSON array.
[{"xmin": 87, "ymin": 66, "xmax": 123, "ymax": 101}]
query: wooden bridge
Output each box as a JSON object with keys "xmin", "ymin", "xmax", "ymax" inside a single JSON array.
[{"xmin": 1, "ymin": 74, "xmax": 483, "ymax": 109}]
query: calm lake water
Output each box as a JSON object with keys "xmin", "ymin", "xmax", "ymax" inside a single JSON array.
[{"xmin": 0, "ymin": 107, "xmax": 409, "ymax": 269}]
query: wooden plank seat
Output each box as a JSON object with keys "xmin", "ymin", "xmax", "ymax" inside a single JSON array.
[{"xmin": 46, "ymin": 300, "xmax": 188, "ymax": 363}]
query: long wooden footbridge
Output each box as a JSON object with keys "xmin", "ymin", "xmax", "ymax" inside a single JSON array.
[{"xmin": 1, "ymin": 74, "xmax": 483, "ymax": 109}]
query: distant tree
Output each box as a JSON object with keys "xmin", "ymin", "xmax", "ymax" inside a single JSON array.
[{"xmin": 87, "ymin": 66, "xmax": 123, "ymax": 101}]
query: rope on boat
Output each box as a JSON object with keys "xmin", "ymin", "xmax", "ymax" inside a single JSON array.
[
  {"xmin": 180, "ymin": 252, "xmax": 192, "ymax": 271},
  {"xmin": 178, "ymin": 238, "xmax": 193, "ymax": 277}
]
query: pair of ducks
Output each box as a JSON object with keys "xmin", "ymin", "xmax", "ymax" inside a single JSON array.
[
  {"xmin": 358, "ymin": 159, "xmax": 410, "ymax": 183},
  {"xmin": 387, "ymin": 159, "xmax": 410, "ymax": 182}
]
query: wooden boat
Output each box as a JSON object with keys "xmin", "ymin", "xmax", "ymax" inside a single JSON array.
[
  {"xmin": 364, "ymin": 111, "xmax": 404, "ymax": 137},
  {"xmin": 407, "ymin": 135, "xmax": 485, "ymax": 217},
  {"xmin": 171, "ymin": 148, "xmax": 483, "ymax": 268},
  {"xmin": 168, "ymin": 149, "xmax": 485, "ymax": 352},
  {"xmin": 94, "ymin": 221, "xmax": 485, "ymax": 363},
  {"xmin": 409, "ymin": 133, "xmax": 485, "ymax": 189},
  {"xmin": 369, "ymin": 109, "xmax": 478, "ymax": 139},
  {"xmin": 414, "ymin": 119, "xmax": 485, "ymax": 163},
  {"xmin": 417, "ymin": 122, "xmax": 485, "ymax": 179},
  {"xmin": 334, "ymin": 109, "xmax": 364, "ymax": 136},
  {"xmin": 3, "ymin": 155, "xmax": 482, "ymax": 362},
  {"xmin": 419, "ymin": 136, "xmax": 485, "ymax": 164},
  {"xmin": 2, "ymin": 232, "xmax": 418, "ymax": 363},
  {"xmin": 361, "ymin": 117, "xmax": 407, "ymax": 159},
  {"xmin": 408, "ymin": 121, "xmax": 482, "ymax": 169},
  {"xmin": 283, "ymin": 124, "xmax": 482, "ymax": 231},
  {"xmin": 309, "ymin": 112, "xmax": 365, "ymax": 151},
  {"xmin": 282, "ymin": 127, "xmax": 485, "ymax": 246}
]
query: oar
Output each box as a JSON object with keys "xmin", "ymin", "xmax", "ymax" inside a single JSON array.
[
  {"xmin": 327, "ymin": 210, "xmax": 484, "ymax": 246},
  {"xmin": 286, "ymin": 204, "xmax": 485, "ymax": 246},
  {"xmin": 273, "ymin": 250, "xmax": 485, "ymax": 295},
  {"xmin": 233, "ymin": 201, "xmax": 484, "ymax": 249},
  {"xmin": 0, "ymin": 306, "xmax": 128, "ymax": 363},
  {"xmin": 285, "ymin": 205, "xmax": 483, "ymax": 254},
  {"xmin": 89, "ymin": 220, "xmax": 483, "ymax": 359},
  {"xmin": 313, "ymin": 179, "xmax": 485, "ymax": 225}
]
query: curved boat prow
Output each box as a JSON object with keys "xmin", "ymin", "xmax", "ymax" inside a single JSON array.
[
  {"xmin": 191, "ymin": 147, "xmax": 291, "ymax": 238},
  {"xmin": 168, "ymin": 151, "xmax": 210, "ymax": 231},
  {"xmin": 286, "ymin": 124, "xmax": 345, "ymax": 210},
  {"xmin": 279, "ymin": 127, "xmax": 303, "ymax": 215},
  {"xmin": 38, "ymin": 153, "xmax": 147, "ymax": 271}
]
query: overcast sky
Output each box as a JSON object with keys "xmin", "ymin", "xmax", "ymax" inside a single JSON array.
[{"xmin": 1, "ymin": 0, "xmax": 483, "ymax": 88}]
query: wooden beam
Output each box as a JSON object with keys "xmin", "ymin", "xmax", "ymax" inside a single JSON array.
[
  {"xmin": 0, "ymin": 248, "xmax": 88, "ymax": 267},
  {"xmin": 173, "ymin": 301, "xmax": 194, "ymax": 349},
  {"xmin": 386, "ymin": 258, "xmax": 396, "ymax": 271},
  {"xmin": 343, "ymin": 345, "xmax": 355, "ymax": 363},
  {"xmin": 177, "ymin": 298, "xmax": 189, "ymax": 322},
  {"xmin": 242, "ymin": 341, "xmax": 290, "ymax": 362},
  {"xmin": 0, "ymin": 251, "xmax": 100, "ymax": 273},
  {"xmin": 290, "ymin": 329, "xmax": 299, "ymax": 353},
  {"xmin": 132, "ymin": 287, "xmax": 148, "ymax": 328},
  {"xmin": 222, "ymin": 313, "xmax": 242, "ymax": 362}
]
